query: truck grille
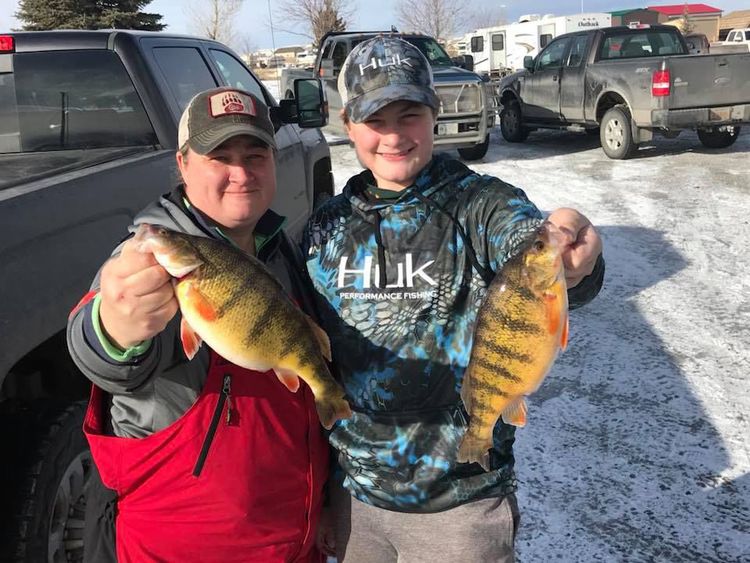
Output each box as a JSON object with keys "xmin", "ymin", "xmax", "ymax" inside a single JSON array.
[{"xmin": 435, "ymin": 83, "xmax": 482, "ymax": 115}]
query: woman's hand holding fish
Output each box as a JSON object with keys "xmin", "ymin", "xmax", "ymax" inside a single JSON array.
[
  {"xmin": 545, "ymin": 208, "xmax": 602, "ymax": 288},
  {"xmin": 98, "ymin": 238, "xmax": 179, "ymax": 350}
]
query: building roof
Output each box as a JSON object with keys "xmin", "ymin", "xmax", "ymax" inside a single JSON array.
[
  {"xmin": 610, "ymin": 8, "xmax": 654, "ymax": 16},
  {"xmin": 719, "ymin": 9, "xmax": 750, "ymax": 30},
  {"xmin": 647, "ymin": 4, "xmax": 722, "ymax": 16}
]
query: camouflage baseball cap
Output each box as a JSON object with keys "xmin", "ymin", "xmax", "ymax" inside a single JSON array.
[
  {"xmin": 178, "ymin": 87, "xmax": 276, "ymax": 154},
  {"xmin": 338, "ymin": 36, "xmax": 440, "ymax": 123}
]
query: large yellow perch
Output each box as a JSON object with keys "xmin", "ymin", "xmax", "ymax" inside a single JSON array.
[
  {"xmin": 457, "ymin": 225, "xmax": 568, "ymax": 470},
  {"xmin": 135, "ymin": 224, "xmax": 352, "ymax": 429}
]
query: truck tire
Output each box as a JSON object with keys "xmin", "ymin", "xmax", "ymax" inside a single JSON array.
[
  {"xmin": 697, "ymin": 126, "xmax": 740, "ymax": 149},
  {"xmin": 457, "ymin": 134, "xmax": 490, "ymax": 161},
  {"xmin": 500, "ymin": 100, "xmax": 529, "ymax": 142},
  {"xmin": 5, "ymin": 401, "xmax": 91, "ymax": 563},
  {"xmin": 600, "ymin": 105, "xmax": 637, "ymax": 159}
]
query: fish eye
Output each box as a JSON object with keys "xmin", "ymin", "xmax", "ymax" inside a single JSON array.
[{"xmin": 533, "ymin": 240, "xmax": 545, "ymax": 251}]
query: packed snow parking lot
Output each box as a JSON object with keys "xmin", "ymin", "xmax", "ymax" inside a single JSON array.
[{"xmin": 328, "ymin": 127, "xmax": 750, "ymax": 562}]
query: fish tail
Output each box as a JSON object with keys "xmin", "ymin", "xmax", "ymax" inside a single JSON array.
[
  {"xmin": 315, "ymin": 396, "xmax": 353, "ymax": 430},
  {"xmin": 456, "ymin": 431, "xmax": 492, "ymax": 472}
]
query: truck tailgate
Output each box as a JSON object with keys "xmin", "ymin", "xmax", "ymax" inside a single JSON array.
[{"xmin": 668, "ymin": 53, "xmax": 750, "ymax": 109}]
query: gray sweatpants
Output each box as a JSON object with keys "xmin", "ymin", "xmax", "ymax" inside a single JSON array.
[{"xmin": 331, "ymin": 485, "xmax": 520, "ymax": 563}]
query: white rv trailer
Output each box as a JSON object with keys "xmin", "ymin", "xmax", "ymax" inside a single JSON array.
[{"xmin": 466, "ymin": 13, "xmax": 612, "ymax": 77}]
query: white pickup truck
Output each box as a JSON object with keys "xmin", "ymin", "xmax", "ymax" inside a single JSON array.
[{"xmin": 711, "ymin": 28, "xmax": 750, "ymax": 53}]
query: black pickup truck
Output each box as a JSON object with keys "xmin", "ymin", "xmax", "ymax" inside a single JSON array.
[
  {"xmin": 497, "ymin": 25, "xmax": 750, "ymax": 158},
  {"xmin": 0, "ymin": 30, "xmax": 329, "ymax": 562}
]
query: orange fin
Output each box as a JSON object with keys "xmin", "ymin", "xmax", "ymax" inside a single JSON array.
[
  {"xmin": 501, "ymin": 398, "xmax": 528, "ymax": 427},
  {"xmin": 560, "ymin": 314, "xmax": 569, "ymax": 351},
  {"xmin": 274, "ymin": 368, "xmax": 301, "ymax": 393},
  {"xmin": 180, "ymin": 318, "xmax": 203, "ymax": 360},
  {"xmin": 303, "ymin": 313, "xmax": 332, "ymax": 361},
  {"xmin": 544, "ymin": 291, "xmax": 563, "ymax": 336},
  {"xmin": 184, "ymin": 284, "xmax": 217, "ymax": 321}
]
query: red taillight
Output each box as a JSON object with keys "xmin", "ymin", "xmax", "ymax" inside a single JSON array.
[
  {"xmin": 652, "ymin": 69, "xmax": 671, "ymax": 97},
  {"xmin": 0, "ymin": 35, "xmax": 15, "ymax": 53}
]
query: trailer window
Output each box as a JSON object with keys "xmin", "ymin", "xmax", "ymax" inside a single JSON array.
[
  {"xmin": 492, "ymin": 34, "xmax": 504, "ymax": 51},
  {"xmin": 540, "ymin": 34, "xmax": 553, "ymax": 48},
  {"xmin": 0, "ymin": 50, "xmax": 156, "ymax": 154},
  {"xmin": 471, "ymin": 36, "xmax": 484, "ymax": 53}
]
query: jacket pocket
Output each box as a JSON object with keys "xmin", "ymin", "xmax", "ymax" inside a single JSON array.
[{"xmin": 193, "ymin": 374, "xmax": 232, "ymax": 477}]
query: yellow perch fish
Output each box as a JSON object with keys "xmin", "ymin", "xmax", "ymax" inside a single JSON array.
[
  {"xmin": 457, "ymin": 224, "xmax": 568, "ymax": 470},
  {"xmin": 134, "ymin": 224, "xmax": 352, "ymax": 429}
]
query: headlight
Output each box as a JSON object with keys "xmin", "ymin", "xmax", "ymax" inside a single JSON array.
[{"xmin": 436, "ymin": 84, "xmax": 482, "ymax": 114}]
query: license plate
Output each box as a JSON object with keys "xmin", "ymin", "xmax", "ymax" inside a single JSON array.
[{"xmin": 437, "ymin": 123, "xmax": 459, "ymax": 136}]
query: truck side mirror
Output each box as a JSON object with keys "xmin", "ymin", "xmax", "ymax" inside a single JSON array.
[
  {"xmin": 276, "ymin": 78, "xmax": 328, "ymax": 129},
  {"xmin": 523, "ymin": 56, "xmax": 534, "ymax": 71},
  {"xmin": 452, "ymin": 54, "xmax": 474, "ymax": 72}
]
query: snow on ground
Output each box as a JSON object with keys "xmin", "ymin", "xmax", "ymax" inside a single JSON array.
[{"xmin": 268, "ymin": 80, "xmax": 750, "ymax": 562}]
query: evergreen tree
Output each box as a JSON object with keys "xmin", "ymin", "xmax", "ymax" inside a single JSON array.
[{"xmin": 16, "ymin": 0, "xmax": 165, "ymax": 31}]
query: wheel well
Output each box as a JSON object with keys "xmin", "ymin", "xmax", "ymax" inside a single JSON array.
[
  {"xmin": 313, "ymin": 157, "xmax": 334, "ymax": 200},
  {"xmin": 596, "ymin": 93, "xmax": 628, "ymax": 123},
  {"xmin": 2, "ymin": 331, "xmax": 89, "ymax": 404},
  {"xmin": 500, "ymin": 90, "xmax": 519, "ymax": 107}
]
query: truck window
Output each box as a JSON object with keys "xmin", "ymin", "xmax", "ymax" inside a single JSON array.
[
  {"xmin": 492, "ymin": 34, "xmax": 504, "ymax": 51},
  {"xmin": 566, "ymin": 35, "xmax": 588, "ymax": 67},
  {"xmin": 599, "ymin": 31, "xmax": 686, "ymax": 59},
  {"xmin": 536, "ymin": 38, "xmax": 571, "ymax": 70},
  {"xmin": 0, "ymin": 51, "xmax": 156, "ymax": 153},
  {"xmin": 209, "ymin": 49, "xmax": 266, "ymax": 102},
  {"xmin": 332, "ymin": 42, "xmax": 348, "ymax": 69},
  {"xmin": 152, "ymin": 47, "xmax": 217, "ymax": 111},
  {"xmin": 403, "ymin": 37, "xmax": 453, "ymax": 66},
  {"xmin": 471, "ymin": 36, "xmax": 484, "ymax": 53}
]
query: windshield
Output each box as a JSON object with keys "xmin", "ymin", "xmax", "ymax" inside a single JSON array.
[{"xmin": 404, "ymin": 37, "xmax": 454, "ymax": 67}]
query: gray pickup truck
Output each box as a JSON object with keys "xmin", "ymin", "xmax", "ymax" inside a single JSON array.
[
  {"xmin": 0, "ymin": 29, "xmax": 330, "ymax": 562},
  {"xmin": 282, "ymin": 31, "xmax": 498, "ymax": 161},
  {"xmin": 497, "ymin": 25, "xmax": 750, "ymax": 158}
]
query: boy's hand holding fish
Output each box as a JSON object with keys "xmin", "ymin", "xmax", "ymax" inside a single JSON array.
[
  {"xmin": 98, "ymin": 238, "xmax": 178, "ymax": 350},
  {"xmin": 546, "ymin": 207, "xmax": 602, "ymax": 288}
]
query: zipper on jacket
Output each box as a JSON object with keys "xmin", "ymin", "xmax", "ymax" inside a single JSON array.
[{"xmin": 193, "ymin": 373, "xmax": 232, "ymax": 477}]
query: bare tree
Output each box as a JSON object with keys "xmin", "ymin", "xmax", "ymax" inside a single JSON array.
[
  {"xmin": 188, "ymin": 0, "xmax": 244, "ymax": 46},
  {"xmin": 396, "ymin": 0, "xmax": 468, "ymax": 40},
  {"xmin": 466, "ymin": 5, "xmax": 508, "ymax": 31},
  {"xmin": 276, "ymin": 0, "xmax": 354, "ymax": 46}
]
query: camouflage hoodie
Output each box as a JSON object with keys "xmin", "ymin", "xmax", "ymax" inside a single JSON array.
[{"xmin": 303, "ymin": 154, "xmax": 601, "ymax": 512}]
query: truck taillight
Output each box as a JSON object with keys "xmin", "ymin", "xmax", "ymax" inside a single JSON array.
[
  {"xmin": 0, "ymin": 35, "xmax": 15, "ymax": 53},
  {"xmin": 652, "ymin": 69, "xmax": 670, "ymax": 97}
]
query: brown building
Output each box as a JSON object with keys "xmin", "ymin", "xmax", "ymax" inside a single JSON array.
[
  {"xmin": 610, "ymin": 8, "xmax": 662, "ymax": 27},
  {"xmin": 647, "ymin": 4, "xmax": 723, "ymax": 41},
  {"xmin": 718, "ymin": 9, "xmax": 750, "ymax": 40}
]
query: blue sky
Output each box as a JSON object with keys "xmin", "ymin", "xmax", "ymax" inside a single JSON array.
[{"xmin": 1, "ymin": 0, "xmax": 748, "ymax": 49}]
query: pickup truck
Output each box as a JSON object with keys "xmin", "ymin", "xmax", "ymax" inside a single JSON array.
[
  {"xmin": 711, "ymin": 28, "xmax": 750, "ymax": 54},
  {"xmin": 0, "ymin": 29, "xmax": 330, "ymax": 562},
  {"xmin": 281, "ymin": 31, "xmax": 497, "ymax": 161},
  {"xmin": 497, "ymin": 25, "xmax": 750, "ymax": 158}
]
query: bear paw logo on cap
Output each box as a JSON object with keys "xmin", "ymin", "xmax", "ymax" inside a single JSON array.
[{"xmin": 222, "ymin": 92, "xmax": 245, "ymax": 113}]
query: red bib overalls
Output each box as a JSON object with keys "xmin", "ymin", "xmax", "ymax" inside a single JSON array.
[{"xmin": 84, "ymin": 352, "xmax": 328, "ymax": 563}]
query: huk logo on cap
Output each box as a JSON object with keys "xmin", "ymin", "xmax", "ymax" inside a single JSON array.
[
  {"xmin": 359, "ymin": 55, "xmax": 413, "ymax": 75},
  {"xmin": 208, "ymin": 91, "xmax": 257, "ymax": 118}
]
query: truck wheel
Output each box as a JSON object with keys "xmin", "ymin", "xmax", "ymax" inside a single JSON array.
[
  {"xmin": 600, "ymin": 105, "xmax": 637, "ymax": 159},
  {"xmin": 457, "ymin": 134, "xmax": 490, "ymax": 161},
  {"xmin": 5, "ymin": 401, "xmax": 91, "ymax": 563},
  {"xmin": 500, "ymin": 101, "xmax": 529, "ymax": 142},
  {"xmin": 697, "ymin": 126, "xmax": 740, "ymax": 149}
]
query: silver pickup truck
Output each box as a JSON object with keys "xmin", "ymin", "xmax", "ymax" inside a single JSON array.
[
  {"xmin": 282, "ymin": 31, "xmax": 498, "ymax": 161},
  {"xmin": 497, "ymin": 25, "xmax": 750, "ymax": 158}
]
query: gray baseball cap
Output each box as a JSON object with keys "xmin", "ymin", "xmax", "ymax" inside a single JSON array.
[
  {"xmin": 338, "ymin": 36, "xmax": 440, "ymax": 123},
  {"xmin": 178, "ymin": 87, "xmax": 277, "ymax": 154}
]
